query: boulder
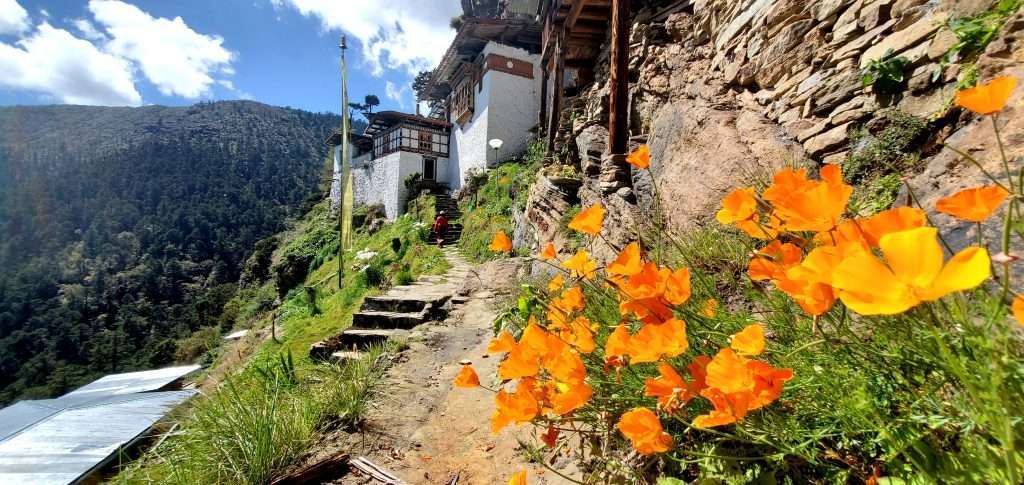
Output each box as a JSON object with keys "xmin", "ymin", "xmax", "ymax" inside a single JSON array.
[{"xmin": 643, "ymin": 98, "xmax": 802, "ymax": 233}]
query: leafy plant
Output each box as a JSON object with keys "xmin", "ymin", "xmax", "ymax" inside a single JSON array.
[
  {"xmin": 862, "ymin": 49, "xmax": 910, "ymax": 94},
  {"xmin": 936, "ymin": 0, "xmax": 1023, "ymax": 87}
]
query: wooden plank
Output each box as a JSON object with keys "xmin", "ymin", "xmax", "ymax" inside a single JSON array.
[
  {"xmin": 565, "ymin": 0, "xmax": 590, "ymax": 31},
  {"xmin": 546, "ymin": 25, "xmax": 566, "ymax": 156},
  {"xmin": 539, "ymin": 65, "xmax": 549, "ymax": 131},
  {"xmin": 607, "ymin": 0, "xmax": 630, "ymax": 155},
  {"xmin": 269, "ymin": 453, "xmax": 350, "ymax": 485},
  {"xmin": 349, "ymin": 456, "xmax": 408, "ymax": 485}
]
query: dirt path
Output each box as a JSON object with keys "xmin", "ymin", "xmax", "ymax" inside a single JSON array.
[{"xmin": 332, "ymin": 252, "xmax": 577, "ymax": 485}]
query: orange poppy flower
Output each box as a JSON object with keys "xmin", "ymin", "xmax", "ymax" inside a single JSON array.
[
  {"xmin": 693, "ymin": 387, "xmax": 748, "ymax": 428},
  {"xmin": 664, "ymin": 268, "xmax": 692, "ymax": 305},
  {"xmin": 702, "ymin": 298, "xmax": 718, "ymax": 317},
  {"xmin": 627, "ymin": 144, "xmax": 651, "ymax": 169},
  {"xmin": 554, "ymin": 286, "xmax": 585, "ymax": 313},
  {"xmin": 546, "ymin": 348, "xmax": 587, "ymax": 385},
  {"xmin": 693, "ymin": 350, "xmax": 793, "ymax": 428},
  {"xmin": 497, "ymin": 321, "xmax": 546, "ymax": 380},
  {"xmin": 748, "ymin": 240, "xmax": 803, "ymax": 281},
  {"xmin": 616, "ymin": 407, "xmax": 673, "ymax": 455},
  {"xmin": 508, "ymin": 470, "xmax": 528, "ymax": 485},
  {"xmin": 955, "ymin": 76, "xmax": 1017, "ymax": 115},
  {"xmin": 766, "ymin": 165, "xmax": 853, "ymax": 232},
  {"xmin": 604, "ymin": 324, "xmax": 632, "ymax": 358},
  {"xmin": 559, "ymin": 316, "xmax": 596, "ymax": 353},
  {"xmin": 832, "ymin": 227, "xmax": 991, "ymax": 315},
  {"xmin": 762, "ymin": 168, "xmax": 817, "ymax": 201},
  {"xmin": 541, "ymin": 424, "xmax": 559, "ymax": 448},
  {"xmin": 562, "ymin": 249, "xmax": 598, "ymax": 280},
  {"xmin": 489, "ymin": 231, "xmax": 513, "ymax": 252},
  {"xmin": 547, "ymin": 273, "xmax": 565, "ymax": 292},
  {"xmin": 488, "ymin": 331, "xmax": 517, "ymax": 354},
  {"xmin": 492, "ymin": 382, "xmax": 540, "ymax": 432},
  {"xmin": 454, "ymin": 364, "xmax": 480, "ymax": 388},
  {"xmin": 935, "ymin": 185, "xmax": 1011, "ymax": 222},
  {"xmin": 568, "ymin": 203, "xmax": 606, "ymax": 236},
  {"xmin": 551, "ymin": 380, "xmax": 593, "ymax": 415},
  {"xmin": 1013, "ymin": 295, "xmax": 1024, "ymax": 326},
  {"xmin": 498, "ymin": 348, "xmax": 541, "ymax": 381},
  {"xmin": 774, "ymin": 276, "xmax": 837, "ymax": 316},
  {"xmin": 620, "ymin": 262, "xmax": 669, "ymax": 300},
  {"xmin": 608, "ymin": 241, "xmax": 644, "ymax": 276},
  {"xmin": 619, "ymin": 297, "xmax": 675, "ymax": 325},
  {"xmin": 626, "ymin": 318, "xmax": 689, "ymax": 364},
  {"xmin": 747, "ymin": 360, "xmax": 794, "ymax": 409},
  {"xmin": 539, "ymin": 242, "xmax": 557, "ymax": 260},
  {"xmin": 716, "ymin": 187, "xmax": 759, "ymax": 225},
  {"xmin": 705, "ymin": 348, "xmax": 756, "ymax": 394},
  {"xmin": 857, "ymin": 206, "xmax": 928, "ymax": 246},
  {"xmin": 734, "ymin": 215, "xmax": 782, "ymax": 240},
  {"xmin": 730, "ymin": 324, "xmax": 765, "ymax": 356},
  {"xmin": 688, "ymin": 355, "xmax": 711, "ymax": 392},
  {"xmin": 644, "ymin": 362, "xmax": 699, "ymax": 413}
]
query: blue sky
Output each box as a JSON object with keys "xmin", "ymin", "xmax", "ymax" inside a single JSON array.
[{"xmin": 0, "ymin": 0, "xmax": 461, "ymax": 114}]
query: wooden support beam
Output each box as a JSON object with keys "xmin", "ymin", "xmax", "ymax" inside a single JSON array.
[
  {"xmin": 607, "ymin": 0, "xmax": 630, "ymax": 155},
  {"xmin": 539, "ymin": 65, "xmax": 549, "ymax": 132},
  {"xmin": 565, "ymin": 0, "xmax": 590, "ymax": 31},
  {"xmin": 571, "ymin": 21, "xmax": 609, "ymax": 35},
  {"xmin": 546, "ymin": 25, "xmax": 566, "ymax": 156}
]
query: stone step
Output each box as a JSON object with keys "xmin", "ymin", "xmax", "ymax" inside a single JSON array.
[
  {"xmin": 338, "ymin": 328, "xmax": 406, "ymax": 349},
  {"xmin": 362, "ymin": 295, "xmax": 431, "ymax": 313},
  {"xmin": 351, "ymin": 310, "xmax": 425, "ymax": 329},
  {"xmin": 330, "ymin": 351, "xmax": 365, "ymax": 363}
]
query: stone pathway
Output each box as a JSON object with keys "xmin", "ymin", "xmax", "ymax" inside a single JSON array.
[
  {"xmin": 310, "ymin": 247, "xmax": 472, "ymax": 361},
  {"xmin": 317, "ymin": 248, "xmax": 576, "ymax": 484}
]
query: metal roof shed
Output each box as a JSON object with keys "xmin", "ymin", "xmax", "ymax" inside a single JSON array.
[
  {"xmin": 62, "ymin": 364, "xmax": 200, "ymax": 398},
  {"xmin": 0, "ymin": 391, "xmax": 196, "ymax": 485}
]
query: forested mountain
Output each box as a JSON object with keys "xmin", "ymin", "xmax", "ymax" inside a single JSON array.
[{"xmin": 0, "ymin": 101, "xmax": 343, "ymax": 404}]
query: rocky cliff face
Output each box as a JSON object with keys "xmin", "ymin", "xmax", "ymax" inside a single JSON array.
[{"xmin": 522, "ymin": 0, "xmax": 1024, "ymax": 262}]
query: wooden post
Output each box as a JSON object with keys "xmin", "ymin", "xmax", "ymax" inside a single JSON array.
[
  {"xmin": 539, "ymin": 64, "xmax": 549, "ymax": 136},
  {"xmin": 546, "ymin": 24, "xmax": 565, "ymax": 156},
  {"xmin": 608, "ymin": 0, "xmax": 631, "ymax": 155}
]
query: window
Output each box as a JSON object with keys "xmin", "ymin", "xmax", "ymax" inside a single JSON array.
[
  {"xmin": 370, "ymin": 122, "xmax": 450, "ymax": 160},
  {"xmin": 450, "ymin": 76, "xmax": 475, "ymax": 123}
]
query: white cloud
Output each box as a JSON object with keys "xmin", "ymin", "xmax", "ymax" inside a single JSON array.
[
  {"xmin": 88, "ymin": 0, "xmax": 235, "ymax": 99},
  {"xmin": 385, "ymin": 80, "xmax": 409, "ymax": 108},
  {"xmin": 0, "ymin": 0, "xmax": 30, "ymax": 35},
  {"xmin": 0, "ymin": 23, "xmax": 141, "ymax": 105},
  {"xmin": 72, "ymin": 18, "xmax": 104, "ymax": 41},
  {"xmin": 270, "ymin": 0, "xmax": 459, "ymax": 77}
]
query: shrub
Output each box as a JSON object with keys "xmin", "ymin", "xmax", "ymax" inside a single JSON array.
[
  {"xmin": 861, "ymin": 49, "xmax": 909, "ymax": 94},
  {"xmin": 174, "ymin": 326, "xmax": 221, "ymax": 364}
]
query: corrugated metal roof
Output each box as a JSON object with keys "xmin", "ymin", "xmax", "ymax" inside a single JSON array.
[
  {"xmin": 0, "ymin": 365, "xmax": 201, "ymax": 484},
  {"xmin": 0, "ymin": 402, "xmax": 63, "ymax": 443},
  {"xmin": 0, "ymin": 391, "xmax": 196, "ymax": 485},
  {"xmin": 62, "ymin": 365, "xmax": 200, "ymax": 398}
]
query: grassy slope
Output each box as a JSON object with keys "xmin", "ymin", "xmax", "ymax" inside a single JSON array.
[
  {"xmin": 458, "ymin": 142, "xmax": 542, "ymax": 262},
  {"xmin": 113, "ymin": 196, "xmax": 449, "ymax": 484}
]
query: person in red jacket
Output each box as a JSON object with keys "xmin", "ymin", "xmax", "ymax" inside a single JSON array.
[{"xmin": 432, "ymin": 211, "xmax": 449, "ymax": 248}]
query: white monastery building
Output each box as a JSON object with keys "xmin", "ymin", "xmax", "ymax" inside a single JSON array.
[{"xmin": 329, "ymin": 18, "xmax": 543, "ymax": 220}]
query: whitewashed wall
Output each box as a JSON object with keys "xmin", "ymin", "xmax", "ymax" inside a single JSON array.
[
  {"xmin": 483, "ymin": 42, "xmax": 542, "ymax": 162},
  {"xmin": 448, "ymin": 41, "xmax": 541, "ymax": 193},
  {"xmin": 449, "ymin": 78, "xmax": 491, "ymax": 192}
]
